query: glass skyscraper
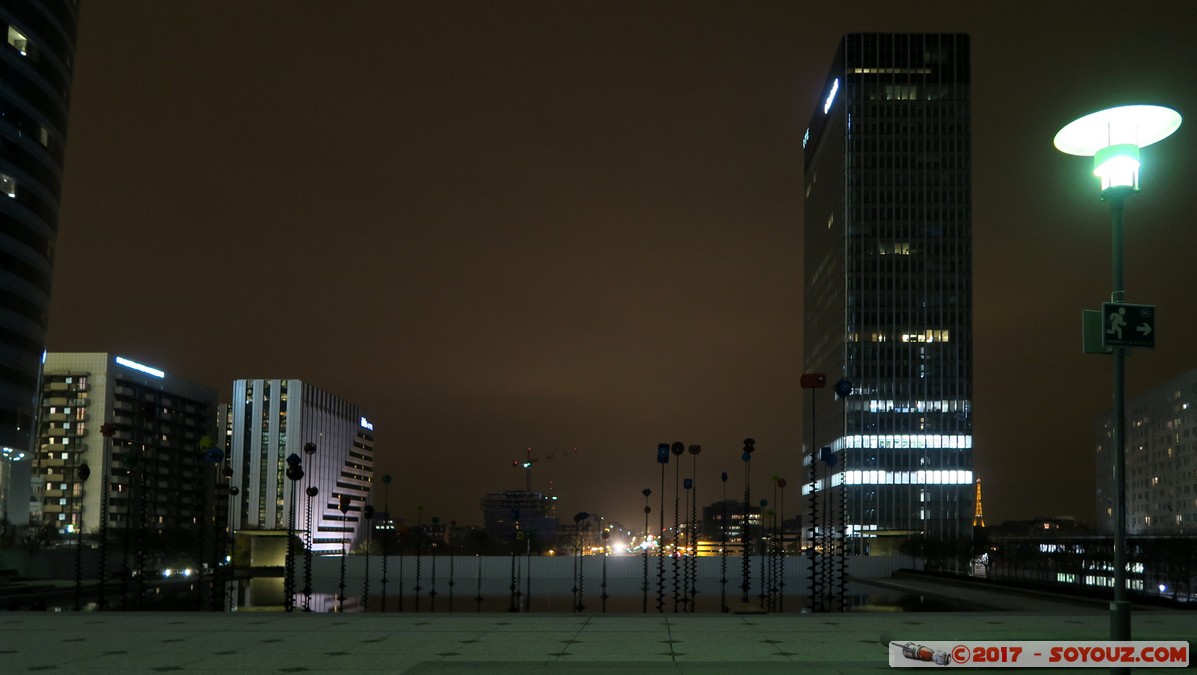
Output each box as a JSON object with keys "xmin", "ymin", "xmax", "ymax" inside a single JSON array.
[
  {"xmin": 803, "ymin": 34, "xmax": 973, "ymax": 545},
  {"xmin": 1, "ymin": 1, "xmax": 79, "ymax": 520}
]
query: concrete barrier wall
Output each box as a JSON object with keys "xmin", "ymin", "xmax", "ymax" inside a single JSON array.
[{"xmin": 303, "ymin": 553, "xmax": 919, "ymax": 599}]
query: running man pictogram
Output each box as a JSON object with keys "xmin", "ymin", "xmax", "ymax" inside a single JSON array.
[{"xmin": 1107, "ymin": 307, "xmax": 1127, "ymax": 340}]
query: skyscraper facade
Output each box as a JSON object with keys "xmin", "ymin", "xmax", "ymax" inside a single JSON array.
[
  {"xmin": 228, "ymin": 380, "xmax": 375, "ymax": 553},
  {"xmin": 0, "ymin": 0, "xmax": 79, "ymax": 519},
  {"xmin": 803, "ymin": 34, "xmax": 974, "ymax": 545}
]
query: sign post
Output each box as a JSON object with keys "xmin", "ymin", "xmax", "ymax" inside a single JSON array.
[{"xmin": 1101, "ymin": 302, "xmax": 1155, "ymax": 349}]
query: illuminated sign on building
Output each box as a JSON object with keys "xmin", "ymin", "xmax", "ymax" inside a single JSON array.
[
  {"xmin": 823, "ymin": 78, "xmax": 839, "ymax": 114},
  {"xmin": 115, "ymin": 356, "xmax": 165, "ymax": 378},
  {"xmin": 360, "ymin": 416, "xmax": 374, "ymax": 431}
]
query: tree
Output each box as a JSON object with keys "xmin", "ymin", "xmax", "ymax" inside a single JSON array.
[{"xmin": 17, "ymin": 522, "xmax": 60, "ymax": 576}]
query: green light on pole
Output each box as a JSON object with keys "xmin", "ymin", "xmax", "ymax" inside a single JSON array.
[
  {"xmin": 1054, "ymin": 103, "xmax": 1181, "ymax": 659},
  {"xmin": 1054, "ymin": 104, "xmax": 1182, "ymax": 193}
]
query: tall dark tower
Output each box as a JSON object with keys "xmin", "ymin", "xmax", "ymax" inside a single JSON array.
[
  {"xmin": 803, "ymin": 34, "xmax": 973, "ymax": 547},
  {"xmin": 0, "ymin": 1, "xmax": 80, "ymax": 516}
]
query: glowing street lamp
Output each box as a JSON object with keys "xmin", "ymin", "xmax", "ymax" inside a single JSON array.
[
  {"xmin": 1054, "ymin": 104, "xmax": 1181, "ymax": 648},
  {"xmin": 1054, "ymin": 105, "xmax": 1182, "ymax": 194}
]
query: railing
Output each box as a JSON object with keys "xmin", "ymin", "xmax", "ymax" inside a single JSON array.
[{"xmin": 283, "ymin": 553, "xmax": 919, "ymax": 612}]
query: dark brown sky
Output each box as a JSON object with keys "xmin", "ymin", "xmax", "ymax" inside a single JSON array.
[{"xmin": 49, "ymin": 1, "xmax": 1197, "ymax": 531}]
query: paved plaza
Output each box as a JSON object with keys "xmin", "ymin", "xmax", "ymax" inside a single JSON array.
[{"xmin": 2, "ymin": 577, "xmax": 1194, "ymax": 673}]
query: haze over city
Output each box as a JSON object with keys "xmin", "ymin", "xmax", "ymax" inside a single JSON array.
[{"xmin": 44, "ymin": 1, "xmax": 1197, "ymax": 531}]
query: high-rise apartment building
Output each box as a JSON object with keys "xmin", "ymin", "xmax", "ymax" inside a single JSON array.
[
  {"xmin": 228, "ymin": 380, "xmax": 375, "ymax": 553},
  {"xmin": 802, "ymin": 34, "xmax": 974, "ymax": 545},
  {"xmin": 1097, "ymin": 367, "xmax": 1197, "ymax": 536},
  {"xmin": 0, "ymin": 0, "xmax": 79, "ymax": 520},
  {"xmin": 32, "ymin": 353, "xmax": 219, "ymax": 537}
]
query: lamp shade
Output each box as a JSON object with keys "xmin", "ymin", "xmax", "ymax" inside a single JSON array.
[
  {"xmin": 1053, "ymin": 105, "xmax": 1181, "ymax": 156},
  {"xmin": 1055, "ymin": 105, "xmax": 1181, "ymax": 192}
]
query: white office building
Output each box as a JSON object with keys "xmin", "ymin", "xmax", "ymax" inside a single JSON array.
[
  {"xmin": 1097, "ymin": 367, "xmax": 1197, "ymax": 535},
  {"xmin": 228, "ymin": 380, "xmax": 375, "ymax": 553}
]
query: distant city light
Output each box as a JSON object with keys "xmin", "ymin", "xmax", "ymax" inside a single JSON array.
[
  {"xmin": 1, "ymin": 446, "xmax": 27, "ymax": 462},
  {"xmin": 115, "ymin": 356, "xmax": 165, "ymax": 378}
]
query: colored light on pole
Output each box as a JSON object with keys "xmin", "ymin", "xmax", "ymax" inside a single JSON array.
[{"xmin": 1053, "ymin": 105, "xmax": 1182, "ymax": 192}]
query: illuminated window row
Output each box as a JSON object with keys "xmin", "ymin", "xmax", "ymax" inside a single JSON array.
[
  {"xmin": 835, "ymin": 434, "xmax": 973, "ymax": 450},
  {"xmin": 901, "ymin": 329, "xmax": 950, "ymax": 343},
  {"xmin": 877, "ymin": 242, "xmax": 911, "ymax": 255},
  {"xmin": 848, "ymin": 329, "xmax": 951, "ymax": 343},
  {"xmin": 863, "ymin": 399, "xmax": 969, "ymax": 414},
  {"xmin": 883, "ymin": 84, "xmax": 919, "ymax": 101},
  {"xmin": 837, "ymin": 469, "xmax": 974, "ymax": 486},
  {"xmin": 803, "ymin": 469, "xmax": 974, "ymax": 495},
  {"xmin": 850, "ymin": 67, "xmax": 932, "ymax": 75}
]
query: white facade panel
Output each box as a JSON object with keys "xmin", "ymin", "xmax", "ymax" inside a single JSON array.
[{"xmin": 229, "ymin": 379, "xmax": 375, "ymax": 553}]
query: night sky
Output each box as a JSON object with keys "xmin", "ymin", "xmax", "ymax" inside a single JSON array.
[{"xmin": 48, "ymin": 1, "xmax": 1197, "ymax": 532}]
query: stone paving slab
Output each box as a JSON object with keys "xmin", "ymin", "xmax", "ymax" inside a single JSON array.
[{"xmin": 1, "ymin": 610, "xmax": 1194, "ymax": 673}]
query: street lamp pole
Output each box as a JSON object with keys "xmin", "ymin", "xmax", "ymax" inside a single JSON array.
[
  {"xmin": 1054, "ymin": 104, "xmax": 1182, "ymax": 653},
  {"xmin": 1108, "ymin": 186, "xmax": 1130, "ymax": 642}
]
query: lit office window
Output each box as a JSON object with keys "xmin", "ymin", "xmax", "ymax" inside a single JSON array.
[
  {"xmin": 1, "ymin": 173, "xmax": 15, "ymax": 198},
  {"xmin": 7, "ymin": 26, "xmax": 29, "ymax": 55}
]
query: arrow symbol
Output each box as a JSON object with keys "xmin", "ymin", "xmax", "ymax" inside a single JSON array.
[{"xmin": 1137, "ymin": 324, "xmax": 1153, "ymax": 336}]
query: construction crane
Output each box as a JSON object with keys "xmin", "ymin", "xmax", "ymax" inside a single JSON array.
[{"xmin": 511, "ymin": 447, "xmax": 579, "ymax": 492}]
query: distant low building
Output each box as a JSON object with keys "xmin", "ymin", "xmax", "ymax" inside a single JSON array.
[
  {"xmin": 701, "ymin": 499, "xmax": 761, "ymax": 544},
  {"xmin": 990, "ymin": 517, "xmax": 1092, "ymax": 537},
  {"xmin": 480, "ymin": 490, "xmax": 558, "ymax": 548},
  {"xmin": 1097, "ymin": 367, "xmax": 1197, "ymax": 535}
]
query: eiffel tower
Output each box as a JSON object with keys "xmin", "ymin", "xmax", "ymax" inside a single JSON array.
[{"xmin": 972, "ymin": 479, "xmax": 986, "ymax": 528}]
